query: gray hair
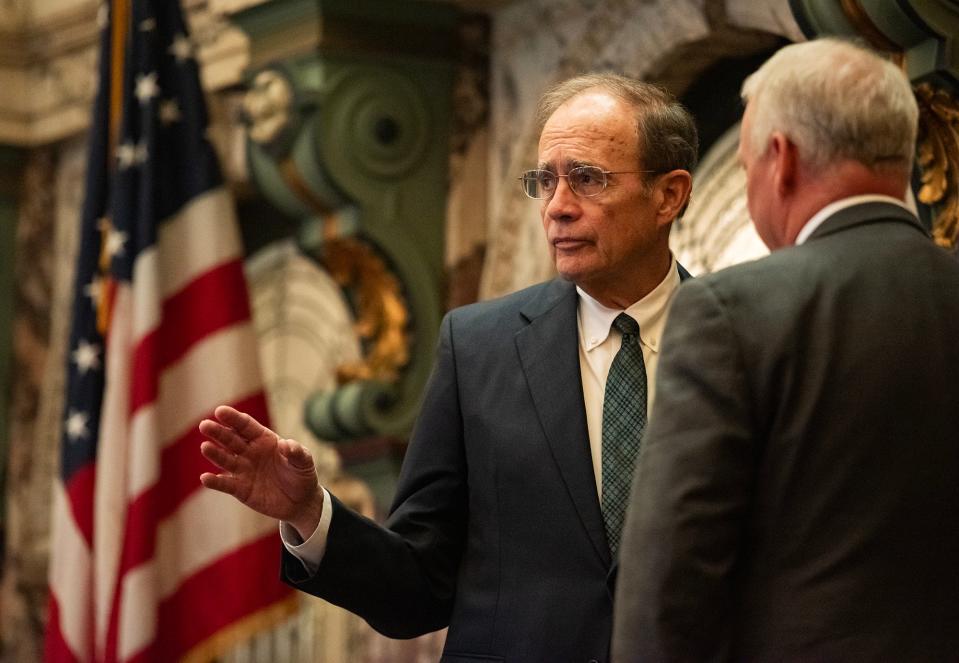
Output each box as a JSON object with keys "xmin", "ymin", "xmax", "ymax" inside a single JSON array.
[
  {"xmin": 537, "ymin": 73, "xmax": 699, "ymax": 176},
  {"xmin": 741, "ymin": 38, "xmax": 918, "ymax": 174}
]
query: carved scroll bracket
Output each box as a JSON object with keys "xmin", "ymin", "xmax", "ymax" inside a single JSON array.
[{"xmin": 234, "ymin": 0, "xmax": 456, "ymax": 441}]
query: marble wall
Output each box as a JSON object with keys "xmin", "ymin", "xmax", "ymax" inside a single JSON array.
[{"xmin": 2, "ymin": 138, "xmax": 86, "ymax": 663}]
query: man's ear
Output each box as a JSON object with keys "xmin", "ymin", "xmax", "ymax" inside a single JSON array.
[
  {"xmin": 655, "ymin": 169, "xmax": 693, "ymax": 225},
  {"xmin": 769, "ymin": 132, "xmax": 798, "ymax": 197}
]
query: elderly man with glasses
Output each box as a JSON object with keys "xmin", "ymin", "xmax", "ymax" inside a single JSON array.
[{"xmin": 198, "ymin": 73, "xmax": 697, "ymax": 662}]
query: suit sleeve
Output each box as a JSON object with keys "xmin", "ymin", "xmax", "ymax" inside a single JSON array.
[
  {"xmin": 281, "ymin": 312, "xmax": 468, "ymax": 639},
  {"xmin": 612, "ymin": 278, "xmax": 756, "ymax": 663}
]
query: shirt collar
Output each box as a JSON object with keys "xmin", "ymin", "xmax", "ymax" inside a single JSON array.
[
  {"xmin": 576, "ymin": 255, "xmax": 680, "ymax": 353},
  {"xmin": 794, "ymin": 194, "xmax": 914, "ymax": 245}
]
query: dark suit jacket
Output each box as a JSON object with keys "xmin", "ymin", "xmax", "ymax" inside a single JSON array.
[
  {"xmin": 613, "ymin": 202, "xmax": 959, "ymax": 662},
  {"xmin": 283, "ymin": 265, "xmax": 689, "ymax": 663}
]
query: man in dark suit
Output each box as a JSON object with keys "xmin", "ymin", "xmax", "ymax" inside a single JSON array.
[
  {"xmin": 613, "ymin": 38, "xmax": 959, "ymax": 662},
  {"xmin": 198, "ymin": 73, "xmax": 697, "ymax": 662}
]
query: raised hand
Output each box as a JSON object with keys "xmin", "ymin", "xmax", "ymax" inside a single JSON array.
[{"xmin": 199, "ymin": 405, "xmax": 324, "ymax": 539}]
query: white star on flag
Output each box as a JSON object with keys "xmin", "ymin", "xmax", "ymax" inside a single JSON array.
[
  {"xmin": 169, "ymin": 34, "xmax": 193, "ymax": 63},
  {"xmin": 135, "ymin": 72, "xmax": 160, "ymax": 105},
  {"xmin": 83, "ymin": 275, "xmax": 104, "ymax": 306},
  {"xmin": 65, "ymin": 410, "xmax": 90, "ymax": 441},
  {"xmin": 159, "ymin": 99, "xmax": 182, "ymax": 125},
  {"xmin": 140, "ymin": 18, "xmax": 157, "ymax": 32},
  {"xmin": 117, "ymin": 140, "xmax": 137, "ymax": 169},
  {"xmin": 72, "ymin": 339, "xmax": 102, "ymax": 374},
  {"xmin": 105, "ymin": 227, "xmax": 128, "ymax": 258}
]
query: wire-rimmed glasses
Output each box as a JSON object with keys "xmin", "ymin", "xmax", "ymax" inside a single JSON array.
[{"xmin": 519, "ymin": 165, "xmax": 655, "ymax": 199}]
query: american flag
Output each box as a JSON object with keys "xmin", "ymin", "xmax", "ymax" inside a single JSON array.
[{"xmin": 44, "ymin": 1, "xmax": 296, "ymax": 661}]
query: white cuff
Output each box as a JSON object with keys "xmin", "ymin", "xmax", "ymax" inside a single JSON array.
[{"xmin": 279, "ymin": 486, "xmax": 333, "ymax": 576}]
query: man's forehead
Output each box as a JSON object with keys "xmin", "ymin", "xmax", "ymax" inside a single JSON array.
[{"xmin": 536, "ymin": 126, "xmax": 639, "ymax": 169}]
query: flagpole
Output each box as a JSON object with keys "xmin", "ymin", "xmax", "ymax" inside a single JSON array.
[{"xmin": 108, "ymin": 0, "xmax": 129, "ymax": 160}]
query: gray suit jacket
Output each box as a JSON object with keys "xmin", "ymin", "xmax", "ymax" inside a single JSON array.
[{"xmin": 613, "ymin": 203, "xmax": 959, "ymax": 662}]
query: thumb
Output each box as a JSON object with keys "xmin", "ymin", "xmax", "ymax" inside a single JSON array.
[{"xmin": 278, "ymin": 438, "xmax": 315, "ymax": 470}]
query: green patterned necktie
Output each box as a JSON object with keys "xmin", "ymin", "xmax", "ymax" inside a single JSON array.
[{"xmin": 601, "ymin": 312, "xmax": 647, "ymax": 555}]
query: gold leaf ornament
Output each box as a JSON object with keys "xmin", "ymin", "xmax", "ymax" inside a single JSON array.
[{"xmin": 915, "ymin": 82, "xmax": 959, "ymax": 250}]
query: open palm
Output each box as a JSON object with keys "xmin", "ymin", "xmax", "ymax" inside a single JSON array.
[{"xmin": 199, "ymin": 405, "xmax": 321, "ymax": 527}]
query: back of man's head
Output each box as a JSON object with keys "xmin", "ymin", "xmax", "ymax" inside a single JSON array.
[{"xmin": 741, "ymin": 39, "xmax": 918, "ymax": 177}]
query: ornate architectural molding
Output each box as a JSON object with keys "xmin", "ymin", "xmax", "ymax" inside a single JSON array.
[
  {"xmin": 0, "ymin": 0, "xmax": 258, "ymax": 146},
  {"xmin": 916, "ymin": 82, "xmax": 959, "ymax": 251},
  {"xmin": 235, "ymin": 0, "xmax": 458, "ymax": 441}
]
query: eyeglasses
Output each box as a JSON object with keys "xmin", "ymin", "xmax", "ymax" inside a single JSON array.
[{"xmin": 519, "ymin": 165, "xmax": 656, "ymax": 199}]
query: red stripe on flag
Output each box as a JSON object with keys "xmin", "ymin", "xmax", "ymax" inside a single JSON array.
[
  {"xmin": 65, "ymin": 463, "xmax": 96, "ymax": 548},
  {"xmin": 116, "ymin": 391, "xmax": 270, "ymax": 571},
  {"xmin": 124, "ymin": 533, "xmax": 292, "ymax": 663},
  {"xmin": 44, "ymin": 594, "xmax": 85, "ymax": 663},
  {"xmin": 129, "ymin": 259, "xmax": 253, "ymax": 415},
  {"xmin": 103, "ymin": 391, "xmax": 272, "ymax": 662}
]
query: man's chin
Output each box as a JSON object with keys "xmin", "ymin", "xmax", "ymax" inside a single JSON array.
[{"xmin": 556, "ymin": 267, "xmax": 597, "ymax": 289}]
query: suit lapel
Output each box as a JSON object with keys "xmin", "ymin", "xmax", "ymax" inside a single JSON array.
[{"xmin": 515, "ymin": 280, "xmax": 611, "ymax": 568}]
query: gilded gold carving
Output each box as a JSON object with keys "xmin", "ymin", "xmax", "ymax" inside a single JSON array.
[
  {"xmin": 319, "ymin": 234, "xmax": 410, "ymax": 384},
  {"xmin": 915, "ymin": 82, "xmax": 959, "ymax": 251},
  {"xmin": 271, "ymin": 157, "xmax": 411, "ymax": 384}
]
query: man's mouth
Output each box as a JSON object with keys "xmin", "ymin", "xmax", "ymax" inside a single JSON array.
[{"xmin": 553, "ymin": 238, "xmax": 589, "ymax": 249}]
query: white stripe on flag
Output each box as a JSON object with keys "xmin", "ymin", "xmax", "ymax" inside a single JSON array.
[
  {"xmin": 117, "ymin": 489, "xmax": 277, "ymax": 660},
  {"xmin": 93, "ymin": 285, "xmax": 134, "ymax": 659},
  {"xmin": 49, "ymin": 484, "xmax": 94, "ymax": 661},
  {"xmin": 156, "ymin": 487, "xmax": 277, "ymax": 598},
  {"xmin": 133, "ymin": 188, "xmax": 245, "ymax": 340},
  {"xmin": 128, "ymin": 322, "xmax": 264, "ymax": 498},
  {"xmin": 117, "ymin": 559, "xmax": 158, "ymax": 661}
]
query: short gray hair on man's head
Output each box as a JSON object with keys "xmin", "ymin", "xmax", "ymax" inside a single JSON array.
[
  {"xmin": 536, "ymin": 72, "xmax": 699, "ymax": 176},
  {"xmin": 741, "ymin": 38, "xmax": 918, "ymax": 174}
]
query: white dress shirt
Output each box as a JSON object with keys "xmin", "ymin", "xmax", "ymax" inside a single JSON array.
[{"xmin": 282, "ymin": 257, "xmax": 683, "ymax": 570}]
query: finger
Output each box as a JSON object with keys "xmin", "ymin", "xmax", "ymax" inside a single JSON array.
[
  {"xmin": 278, "ymin": 438, "xmax": 314, "ymax": 470},
  {"xmin": 200, "ymin": 440, "xmax": 241, "ymax": 473},
  {"xmin": 200, "ymin": 471, "xmax": 239, "ymax": 496},
  {"xmin": 198, "ymin": 419, "xmax": 251, "ymax": 455},
  {"xmin": 214, "ymin": 405, "xmax": 275, "ymax": 441}
]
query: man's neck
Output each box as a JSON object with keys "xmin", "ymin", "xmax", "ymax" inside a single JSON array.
[
  {"xmin": 784, "ymin": 161, "xmax": 910, "ymax": 246},
  {"xmin": 577, "ymin": 253, "xmax": 673, "ymax": 310}
]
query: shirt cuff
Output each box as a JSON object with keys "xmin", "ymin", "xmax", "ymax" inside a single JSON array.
[{"xmin": 279, "ymin": 486, "xmax": 333, "ymax": 576}]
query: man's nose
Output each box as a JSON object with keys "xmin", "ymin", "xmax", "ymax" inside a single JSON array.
[{"xmin": 545, "ymin": 176, "xmax": 581, "ymax": 221}]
